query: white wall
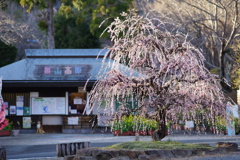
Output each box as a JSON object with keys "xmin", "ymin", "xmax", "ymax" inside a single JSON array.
[{"xmin": 42, "ymin": 116, "xmax": 63, "ymax": 125}]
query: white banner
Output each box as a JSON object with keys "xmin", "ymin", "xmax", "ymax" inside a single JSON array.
[{"xmin": 226, "ymin": 103, "xmax": 238, "ymax": 136}]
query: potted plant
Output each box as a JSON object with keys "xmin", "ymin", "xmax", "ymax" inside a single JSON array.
[
  {"xmin": 215, "ymin": 116, "xmax": 227, "ymax": 135},
  {"xmin": 112, "ymin": 115, "xmax": 160, "ymax": 136},
  {"xmin": 124, "ymin": 115, "xmax": 134, "ymax": 135},
  {"xmin": 112, "ymin": 115, "xmax": 148, "ymax": 136},
  {"xmin": 120, "ymin": 115, "xmax": 135, "ymax": 136},
  {"xmin": 112, "ymin": 120, "xmax": 121, "ymax": 136},
  {"xmin": 0, "ymin": 120, "xmax": 12, "ymax": 136},
  {"xmin": 112, "ymin": 116, "xmax": 132, "ymax": 136},
  {"xmin": 12, "ymin": 121, "xmax": 20, "ymax": 136},
  {"xmin": 131, "ymin": 116, "xmax": 147, "ymax": 136}
]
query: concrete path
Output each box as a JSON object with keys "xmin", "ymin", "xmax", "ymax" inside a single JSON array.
[{"xmin": 1, "ymin": 133, "xmax": 240, "ymax": 146}]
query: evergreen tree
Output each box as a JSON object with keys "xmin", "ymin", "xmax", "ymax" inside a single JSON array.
[
  {"xmin": 54, "ymin": 14, "xmax": 100, "ymax": 48},
  {"xmin": 59, "ymin": 0, "xmax": 134, "ymax": 38},
  {"xmin": 0, "ymin": 40, "xmax": 17, "ymax": 67}
]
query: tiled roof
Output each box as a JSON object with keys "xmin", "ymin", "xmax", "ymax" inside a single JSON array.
[
  {"xmin": 25, "ymin": 49, "xmax": 107, "ymax": 57},
  {"xmin": 0, "ymin": 49, "xmax": 106, "ymax": 81}
]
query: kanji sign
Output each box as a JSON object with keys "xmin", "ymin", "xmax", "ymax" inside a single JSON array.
[{"xmin": 33, "ymin": 65, "xmax": 92, "ymax": 80}]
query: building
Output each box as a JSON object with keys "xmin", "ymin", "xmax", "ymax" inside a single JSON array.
[
  {"xmin": 0, "ymin": 49, "xmax": 107, "ymax": 133},
  {"xmin": 1, "ymin": 49, "xmax": 239, "ymax": 134}
]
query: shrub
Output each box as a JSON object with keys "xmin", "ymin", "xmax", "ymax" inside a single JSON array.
[
  {"xmin": 234, "ymin": 118, "xmax": 240, "ymax": 134},
  {"xmin": 146, "ymin": 119, "xmax": 158, "ymax": 131},
  {"xmin": 215, "ymin": 116, "xmax": 226, "ymax": 131},
  {"xmin": 111, "ymin": 115, "xmax": 158, "ymax": 132}
]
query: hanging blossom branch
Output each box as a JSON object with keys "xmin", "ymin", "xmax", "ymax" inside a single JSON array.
[{"xmin": 87, "ymin": 11, "xmax": 227, "ymax": 138}]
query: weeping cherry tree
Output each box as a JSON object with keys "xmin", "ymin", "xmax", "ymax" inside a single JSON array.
[{"xmin": 87, "ymin": 11, "xmax": 227, "ymax": 141}]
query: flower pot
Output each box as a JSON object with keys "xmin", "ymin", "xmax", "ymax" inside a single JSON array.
[
  {"xmin": 0, "ymin": 130, "xmax": 12, "ymax": 136},
  {"xmin": 120, "ymin": 131, "xmax": 131, "ymax": 136},
  {"xmin": 136, "ymin": 130, "xmax": 147, "ymax": 136},
  {"xmin": 113, "ymin": 130, "xmax": 121, "ymax": 136},
  {"xmin": 12, "ymin": 130, "xmax": 20, "ymax": 136},
  {"xmin": 128, "ymin": 130, "xmax": 135, "ymax": 136},
  {"xmin": 147, "ymin": 130, "xmax": 154, "ymax": 136},
  {"xmin": 113, "ymin": 130, "xmax": 133, "ymax": 136}
]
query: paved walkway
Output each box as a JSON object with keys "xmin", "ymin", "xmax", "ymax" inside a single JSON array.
[{"xmin": 1, "ymin": 132, "xmax": 240, "ymax": 146}]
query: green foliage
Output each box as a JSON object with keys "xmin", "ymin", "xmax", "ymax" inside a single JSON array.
[
  {"xmin": 2, "ymin": 120, "xmax": 13, "ymax": 131},
  {"xmin": 146, "ymin": 119, "xmax": 158, "ymax": 131},
  {"xmin": 19, "ymin": 0, "xmax": 47, "ymax": 12},
  {"xmin": 210, "ymin": 68, "xmax": 220, "ymax": 75},
  {"xmin": 59, "ymin": 0, "xmax": 134, "ymax": 38},
  {"xmin": 0, "ymin": 41, "xmax": 17, "ymax": 67},
  {"xmin": 215, "ymin": 116, "xmax": 226, "ymax": 131},
  {"xmin": 231, "ymin": 69, "xmax": 240, "ymax": 89},
  {"xmin": 0, "ymin": 0, "xmax": 8, "ymax": 10},
  {"xmin": 112, "ymin": 120, "xmax": 121, "ymax": 131},
  {"xmin": 54, "ymin": 13, "xmax": 100, "ymax": 48},
  {"xmin": 58, "ymin": 5, "xmax": 73, "ymax": 18},
  {"xmin": 234, "ymin": 118, "xmax": 240, "ymax": 135},
  {"xmin": 132, "ymin": 116, "xmax": 148, "ymax": 131},
  {"xmin": 102, "ymin": 141, "xmax": 215, "ymax": 150},
  {"xmin": 112, "ymin": 115, "xmax": 134, "ymax": 132},
  {"xmin": 122, "ymin": 115, "xmax": 134, "ymax": 132},
  {"xmin": 231, "ymin": 42, "xmax": 240, "ymax": 89},
  {"xmin": 112, "ymin": 115, "xmax": 158, "ymax": 132},
  {"xmin": 38, "ymin": 20, "xmax": 48, "ymax": 31}
]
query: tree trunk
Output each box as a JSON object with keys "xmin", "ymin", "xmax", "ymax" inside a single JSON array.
[
  {"xmin": 152, "ymin": 109, "xmax": 167, "ymax": 141},
  {"xmin": 219, "ymin": 48, "xmax": 232, "ymax": 90},
  {"xmin": 220, "ymin": 49, "xmax": 225, "ymax": 80},
  {"xmin": 47, "ymin": 1, "xmax": 55, "ymax": 49}
]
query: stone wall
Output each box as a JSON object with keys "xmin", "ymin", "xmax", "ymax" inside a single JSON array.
[{"xmin": 64, "ymin": 142, "xmax": 238, "ymax": 160}]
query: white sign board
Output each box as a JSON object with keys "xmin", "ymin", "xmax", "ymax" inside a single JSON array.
[
  {"xmin": 10, "ymin": 106, "xmax": 16, "ymax": 114},
  {"xmin": 74, "ymin": 98, "xmax": 82, "ymax": 104},
  {"xmin": 31, "ymin": 97, "xmax": 66, "ymax": 115},
  {"xmin": 16, "ymin": 107, "xmax": 23, "ymax": 116},
  {"xmin": 185, "ymin": 121, "xmax": 194, "ymax": 128},
  {"xmin": 68, "ymin": 117, "xmax": 79, "ymax": 125}
]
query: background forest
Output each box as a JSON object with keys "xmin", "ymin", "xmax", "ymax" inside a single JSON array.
[{"xmin": 0, "ymin": 0, "xmax": 239, "ymax": 91}]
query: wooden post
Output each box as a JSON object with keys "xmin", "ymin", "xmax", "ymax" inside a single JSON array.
[{"xmin": 56, "ymin": 142, "xmax": 90, "ymax": 157}]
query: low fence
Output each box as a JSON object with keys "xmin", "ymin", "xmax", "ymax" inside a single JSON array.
[{"xmin": 56, "ymin": 142, "xmax": 90, "ymax": 157}]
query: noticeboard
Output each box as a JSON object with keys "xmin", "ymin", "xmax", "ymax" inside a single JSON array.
[{"xmin": 31, "ymin": 97, "xmax": 66, "ymax": 115}]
